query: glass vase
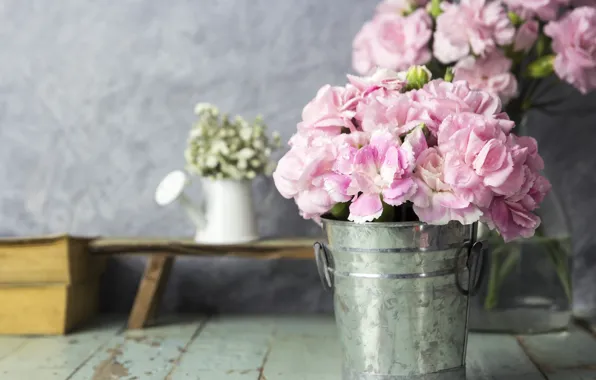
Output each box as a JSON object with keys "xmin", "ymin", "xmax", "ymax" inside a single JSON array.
[{"xmin": 468, "ymin": 187, "xmax": 573, "ymax": 334}]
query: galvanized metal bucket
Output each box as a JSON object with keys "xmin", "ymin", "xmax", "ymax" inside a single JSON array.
[{"xmin": 314, "ymin": 219, "xmax": 485, "ymax": 380}]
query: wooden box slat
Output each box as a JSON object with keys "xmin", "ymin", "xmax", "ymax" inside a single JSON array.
[
  {"xmin": 0, "ymin": 235, "xmax": 104, "ymax": 285},
  {"xmin": 0, "ymin": 282, "xmax": 99, "ymax": 335}
]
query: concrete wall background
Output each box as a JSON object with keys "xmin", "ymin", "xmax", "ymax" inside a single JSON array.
[{"xmin": 0, "ymin": 0, "xmax": 594, "ymax": 315}]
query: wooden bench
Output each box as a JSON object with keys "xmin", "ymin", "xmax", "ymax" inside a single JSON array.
[{"xmin": 89, "ymin": 237, "xmax": 318, "ymax": 329}]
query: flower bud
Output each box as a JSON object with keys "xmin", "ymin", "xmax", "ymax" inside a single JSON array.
[
  {"xmin": 508, "ymin": 11, "xmax": 523, "ymax": 27},
  {"xmin": 527, "ymin": 55, "xmax": 555, "ymax": 78},
  {"xmin": 513, "ymin": 20, "xmax": 539, "ymax": 53},
  {"xmin": 405, "ymin": 65, "xmax": 432, "ymax": 90},
  {"xmin": 444, "ymin": 67, "xmax": 454, "ymax": 82},
  {"xmin": 429, "ymin": 0, "xmax": 442, "ymax": 18}
]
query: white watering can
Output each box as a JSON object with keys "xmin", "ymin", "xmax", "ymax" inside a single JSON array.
[{"xmin": 154, "ymin": 170, "xmax": 260, "ymax": 244}]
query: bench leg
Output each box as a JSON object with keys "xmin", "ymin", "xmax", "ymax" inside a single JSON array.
[{"xmin": 127, "ymin": 254, "xmax": 174, "ymax": 329}]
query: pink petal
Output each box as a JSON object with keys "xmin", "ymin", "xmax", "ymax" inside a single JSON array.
[
  {"xmin": 403, "ymin": 125, "xmax": 428, "ymax": 159},
  {"xmin": 353, "ymin": 146, "xmax": 380, "ymax": 180},
  {"xmin": 323, "ymin": 174, "xmax": 353, "ymax": 203},
  {"xmin": 414, "ymin": 201, "xmax": 450, "ymax": 225},
  {"xmin": 488, "ymin": 163, "xmax": 525, "ymax": 196},
  {"xmin": 380, "ymin": 146, "xmax": 400, "ymax": 184},
  {"xmin": 434, "ymin": 192, "xmax": 470, "ymax": 209},
  {"xmin": 383, "ymin": 178, "xmax": 416, "ymax": 206},
  {"xmin": 348, "ymin": 193, "xmax": 384, "ymax": 223}
]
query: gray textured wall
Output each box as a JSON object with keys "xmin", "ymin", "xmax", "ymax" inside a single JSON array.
[{"xmin": 0, "ymin": 0, "xmax": 594, "ymax": 315}]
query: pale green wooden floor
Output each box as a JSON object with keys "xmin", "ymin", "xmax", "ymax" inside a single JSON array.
[{"xmin": 0, "ymin": 315, "xmax": 595, "ymax": 380}]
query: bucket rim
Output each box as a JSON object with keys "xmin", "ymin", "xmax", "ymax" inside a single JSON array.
[{"xmin": 321, "ymin": 216, "xmax": 427, "ymax": 228}]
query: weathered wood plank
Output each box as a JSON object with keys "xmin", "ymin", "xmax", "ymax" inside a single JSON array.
[
  {"xmin": 0, "ymin": 337, "xmax": 26, "ymax": 360},
  {"xmin": 517, "ymin": 327, "xmax": 596, "ymax": 380},
  {"xmin": 273, "ymin": 315, "xmax": 337, "ymax": 338},
  {"xmin": 169, "ymin": 370, "xmax": 260, "ymax": 380},
  {"xmin": 466, "ymin": 334, "xmax": 543, "ymax": 380},
  {"xmin": 1, "ymin": 368, "xmax": 74, "ymax": 379},
  {"xmin": 0, "ymin": 317, "xmax": 122, "ymax": 378},
  {"xmin": 168, "ymin": 317, "xmax": 277, "ymax": 379},
  {"xmin": 127, "ymin": 254, "xmax": 174, "ymax": 329},
  {"xmin": 263, "ymin": 333, "xmax": 341, "ymax": 379},
  {"xmin": 69, "ymin": 316, "xmax": 204, "ymax": 380},
  {"xmin": 89, "ymin": 237, "xmax": 317, "ymax": 259}
]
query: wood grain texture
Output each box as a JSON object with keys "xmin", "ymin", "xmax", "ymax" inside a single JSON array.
[
  {"xmin": 127, "ymin": 254, "xmax": 174, "ymax": 330},
  {"xmin": 0, "ymin": 235, "xmax": 101, "ymax": 285},
  {"xmin": 1, "ymin": 316, "xmax": 595, "ymax": 380},
  {"xmin": 170, "ymin": 317, "xmax": 276, "ymax": 376},
  {"xmin": 517, "ymin": 327, "xmax": 596, "ymax": 379},
  {"xmin": 89, "ymin": 237, "xmax": 317, "ymax": 259},
  {"xmin": 69, "ymin": 316, "xmax": 204, "ymax": 380},
  {"xmin": 0, "ymin": 317, "xmax": 122, "ymax": 379},
  {"xmin": 0, "ymin": 282, "xmax": 99, "ymax": 335}
]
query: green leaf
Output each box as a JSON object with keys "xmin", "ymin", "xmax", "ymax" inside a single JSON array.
[
  {"xmin": 374, "ymin": 201, "xmax": 396, "ymax": 222},
  {"xmin": 526, "ymin": 55, "xmax": 555, "ymax": 78},
  {"xmin": 330, "ymin": 202, "xmax": 350, "ymax": 220}
]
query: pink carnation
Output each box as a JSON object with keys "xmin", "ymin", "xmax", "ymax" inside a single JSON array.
[
  {"xmin": 483, "ymin": 197, "xmax": 542, "ymax": 241},
  {"xmin": 359, "ymin": 93, "xmax": 431, "ymax": 135},
  {"xmin": 503, "ymin": 0, "xmax": 569, "ymax": 21},
  {"xmin": 513, "ymin": 20, "xmax": 539, "ymax": 53},
  {"xmin": 298, "ymin": 84, "xmax": 360, "ymax": 135},
  {"xmin": 347, "ymin": 130, "xmax": 417, "ymax": 223},
  {"xmin": 438, "ymin": 113, "xmax": 526, "ymax": 207},
  {"xmin": 409, "ymin": 79, "xmax": 513, "ymax": 135},
  {"xmin": 411, "ymin": 147, "xmax": 483, "ymax": 225},
  {"xmin": 352, "ymin": 9, "xmax": 433, "ymax": 74},
  {"xmin": 274, "ymin": 67, "xmax": 549, "ymax": 241},
  {"xmin": 453, "ymin": 50, "xmax": 519, "ymax": 104},
  {"xmin": 544, "ymin": 6, "xmax": 596, "ymax": 94},
  {"xmin": 434, "ymin": 0, "xmax": 515, "ymax": 64},
  {"xmin": 347, "ymin": 68, "xmax": 408, "ymax": 96},
  {"xmin": 273, "ymin": 133, "xmax": 339, "ymax": 220}
]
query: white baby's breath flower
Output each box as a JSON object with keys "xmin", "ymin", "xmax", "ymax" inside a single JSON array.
[
  {"xmin": 236, "ymin": 148, "xmax": 254, "ymax": 159},
  {"xmin": 239, "ymin": 128, "xmax": 252, "ymax": 141},
  {"xmin": 194, "ymin": 102, "xmax": 215, "ymax": 115},
  {"xmin": 237, "ymin": 160, "xmax": 248, "ymax": 170},
  {"xmin": 252, "ymin": 140, "xmax": 264, "ymax": 150},
  {"xmin": 185, "ymin": 103, "xmax": 281, "ymax": 180},
  {"xmin": 205, "ymin": 155, "xmax": 218, "ymax": 168}
]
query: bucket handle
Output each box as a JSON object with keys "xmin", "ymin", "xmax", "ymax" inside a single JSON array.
[
  {"xmin": 313, "ymin": 239, "xmax": 486, "ymax": 295},
  {"xmin": 313, "ymin": 242, "xmax": 334, "ymax": 291},
  {"xmin": 455, "ymin": 240, "xmax": 486, "ymax": 296}
]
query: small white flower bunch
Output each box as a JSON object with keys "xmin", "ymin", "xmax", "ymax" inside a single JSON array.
[{"xmin": 185, "ymin": 103, "xmax": 281, "ymax": 180}]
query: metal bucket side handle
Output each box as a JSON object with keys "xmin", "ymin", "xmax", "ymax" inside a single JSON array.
[
  {"xmin": 313, "ymin": 242, "xmax": 334, "ymax": 291},
  {"xmin": 313, "ymin": 239, "xmax": 486, "ymax": 295},
  {"xmin": 455, "ymin": 240, "xmax": 486, "ymax": 296}
]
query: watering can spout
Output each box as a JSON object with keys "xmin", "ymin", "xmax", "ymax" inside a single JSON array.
[{"xmin": 155, "ymin": 170, "xmax": 206, "ymax": 230}]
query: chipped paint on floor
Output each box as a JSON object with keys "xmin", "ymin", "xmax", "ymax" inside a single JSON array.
[{"xmin": 0, "ymin": 316, "xmax": 594, "ymax": 380}]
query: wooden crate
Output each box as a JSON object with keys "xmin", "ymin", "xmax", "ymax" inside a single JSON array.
[
  {"xmin": 0, "ymin": 235, "xmax": 104, "ymax": 335},
  {"xmin": 0, "ymin": 282, "xmax": 99, "ymax": 335},
  {"xmin": 0, "ymin": 234, "xmax": 100, "ymax": 284}
]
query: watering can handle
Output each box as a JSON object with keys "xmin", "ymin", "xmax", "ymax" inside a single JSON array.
[
  {"xmin": 455, "ymin": 240, "xmax": 486, "ymax": 297},
  {"xmin": 313, "ymin": 242, "xmax": 334, "ymax": 291}
]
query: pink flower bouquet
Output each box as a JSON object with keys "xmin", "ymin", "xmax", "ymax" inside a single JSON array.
[
  {"xmin": 353, "ymin": 0, "xmax": 596, "ymax": 119},
  {"xmin": 273, "ymin": 66, "xmax": 550, "ymax": 242}
]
